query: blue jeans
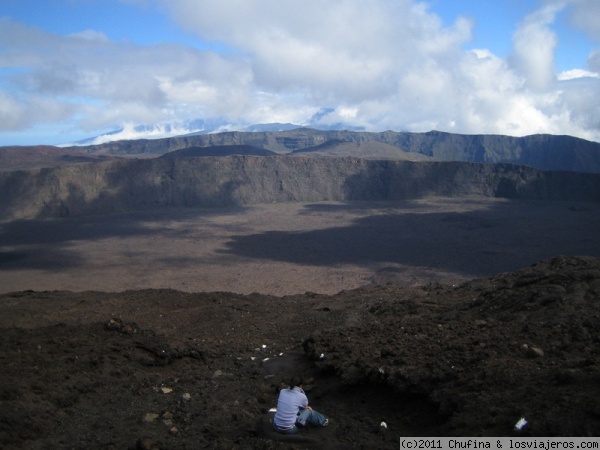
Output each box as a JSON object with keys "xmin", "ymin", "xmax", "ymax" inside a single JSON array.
[
  {"xmin": 297, "ymin": 408, "xmax": 327, "ymax": 427},
  {"xmin": 272, "ymin": 409, "xmax": 327, "ymax": 434}
]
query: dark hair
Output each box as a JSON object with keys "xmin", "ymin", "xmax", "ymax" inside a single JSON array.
[{"xmin": 289, "ymin": 376, "xmax": 304, "ymax": 388}]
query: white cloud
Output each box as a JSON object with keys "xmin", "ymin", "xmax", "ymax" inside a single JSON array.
[
  {"xmin": 1, "ymin": 1, "xmax": 599, "ymax": 144},
  {"xmin": 83, "ymin": 122, "xmax": 197, "ymax": 145},
  {"xmin": 162, "ymin": 0, "xmax": 472, "ymax": 104},
  {"xmin": 0, "ymin": 91, "xmax": 74, "ymax": 131},
  {"xmin": 557, "ymin": 69, "xmax": 600, "ymax": 80},
  {"xmin": 0, "ymin": 18, "xmax": 253, "ymax": 132},
  {"xmin": 157, "ymin": 0, "xmax": 600, "ymax": 141},
  {"xmin": 68, "ymin": 29, "xmax": 110, "ymax": 42},
  {"xmin": 511, "ymin": 3, "xmax": 562, "ymax": 91}
]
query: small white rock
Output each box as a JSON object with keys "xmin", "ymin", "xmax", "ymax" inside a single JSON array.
[
  {"xmin": 514, "ymin": 417, "xmax": 528, "ymax": 430},
  {"xmin": 380, "ymin": 421, "xmax": 388, "ymax": 428},
  {"xmin": 143, "ymin": 413, "xmax": 160, "ymax": 423}
]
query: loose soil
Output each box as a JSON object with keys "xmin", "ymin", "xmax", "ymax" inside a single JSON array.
[{"xmin": 1, "ymin": 199, "xmax": 600, "ymax": 448}]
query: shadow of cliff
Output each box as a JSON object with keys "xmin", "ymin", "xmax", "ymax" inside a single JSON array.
[
  {"xmin": 0, "ymin": 216, "xmax": 156, "ymax": 272},
  {"xmin": 0, "ymin": 206, "xmax": 247, "ymax": 272},
  {"xmin": 0, "ymin": 249, "xmax": 85, "ymax": 271},
  {"xmin": 0, "ymin": 158, "xmax": 251, "ymax": 272},
  {"xmin": 218, "ymin": 200, "xmax": 600, "ymax": 279}
]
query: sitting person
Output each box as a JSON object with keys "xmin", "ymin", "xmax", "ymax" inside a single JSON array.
[{"xmin": 272, "ymin": 376, "xmax": 329, "ymax": 434}]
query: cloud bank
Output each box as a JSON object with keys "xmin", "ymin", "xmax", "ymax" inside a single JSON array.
[{"xmin": 0, "ymin": 0, "xmax": 599, "ymax": 144}]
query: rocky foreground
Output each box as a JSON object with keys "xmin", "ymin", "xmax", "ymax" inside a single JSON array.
[{"xmin": 1, "ymin": 255, "xmax": 599, "ymax": 449}]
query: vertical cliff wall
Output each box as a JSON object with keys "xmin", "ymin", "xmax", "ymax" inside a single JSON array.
[{"xmin": 1, "ymin": 156, "xmax": 599, "ymax": 220}]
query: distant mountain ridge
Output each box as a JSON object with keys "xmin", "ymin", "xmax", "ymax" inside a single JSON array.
[
  {"xmin": 68, "ymin": 117, "xmax": 355, "ymax": 146},
  {"xmin": 63, "ymin": 129, "xmax": 600, "ymax": 174}
]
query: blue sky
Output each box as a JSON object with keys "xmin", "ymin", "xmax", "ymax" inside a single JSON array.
[{"xmin": 1, "ymin": 0, "xmax": 599, "ymax": 145}]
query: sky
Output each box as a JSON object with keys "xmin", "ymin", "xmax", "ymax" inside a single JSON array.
[{"xmin": 0, "ymin": 0, "xmax": 599, "ymax": 146}]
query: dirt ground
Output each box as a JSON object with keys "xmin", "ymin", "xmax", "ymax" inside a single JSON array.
[
  {"xmin": 1, "ymin": 197, "xmax": 600, "ymax": 295},
  {"xmin": 1, "ymin": 198, "xmax": 600, "ymax": 448}
]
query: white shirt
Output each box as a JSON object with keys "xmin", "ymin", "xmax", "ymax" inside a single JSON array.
[{"xmin": 273, "ymin": 387, "xmax": 308, "ymax": 429}]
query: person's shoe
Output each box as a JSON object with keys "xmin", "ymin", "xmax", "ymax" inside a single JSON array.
[{"xmin": 323, "ymin": 419, "xmax": 329, "ymax": 426}]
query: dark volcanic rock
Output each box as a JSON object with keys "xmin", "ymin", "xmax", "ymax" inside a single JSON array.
[
  {"xmin": 303, "ymin": 255, "xmax": 600, "ymax": 437},
  {"xmin": 1, "ymin": 256, "xmax": 600, "ymax": 448},
  {"xmin": 1, "ymin": 156, "xmax": 599, "ymax": 219}
]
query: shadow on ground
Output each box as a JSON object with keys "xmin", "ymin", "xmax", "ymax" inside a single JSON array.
[
  {"xmin": 1, "ymin": 199, "xmax": 599, "ymax": 291},
  {"xmin": 0, "ymin": 207, "xmax": 248, "ymax": 272},
  {"xmin": 219, "ymin": 199, "xmax": 600, "ymax": 277}
]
